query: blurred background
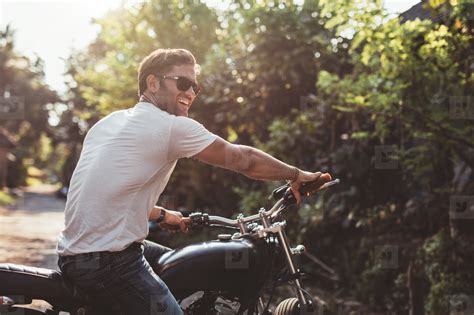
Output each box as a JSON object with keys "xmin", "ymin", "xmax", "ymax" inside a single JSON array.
[{"xmin": 0, "ymin": 0, "xmax": 473, "ymax": 313}]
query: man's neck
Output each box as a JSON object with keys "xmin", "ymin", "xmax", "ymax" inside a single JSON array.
[{"xmin": 140, "ymin": 93, "xmax": 166, "ymax": 112}]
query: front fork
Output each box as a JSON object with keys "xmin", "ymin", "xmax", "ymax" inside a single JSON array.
[
  {"xmin": 258, "ymin": 211, "xmax": 312, "ymax": 312},
  {"xmin": 276, "ymin": 228, "xmax": 309, "ymax": 307}
]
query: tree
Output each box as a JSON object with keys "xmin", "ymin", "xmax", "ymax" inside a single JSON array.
[
  {"xmin": 270, "ymin": 0, "xmax": 473, "ymax": 312},
  {"xmin": 0, "ymin": 25, "xmax": 58, "ymax": 187},
  {"xmin": 59, "ymin": 0, "xmax": 473, "ymax": 312}
]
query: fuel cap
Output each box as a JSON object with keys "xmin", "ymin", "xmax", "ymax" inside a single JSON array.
[{"xmin": 217, "ymin": 234, "xmax": 232, "ymax": 241}]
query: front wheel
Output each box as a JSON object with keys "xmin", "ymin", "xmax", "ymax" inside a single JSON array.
[{"xmin": 273, "ymin": 298, "xmax": 301, "ymax": 315}]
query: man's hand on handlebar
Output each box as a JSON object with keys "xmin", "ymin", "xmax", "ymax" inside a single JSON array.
[
  {"xmin": 158, "ymin": 210, "xmax": 192, "ymax": 233},
  {"xmin": 158, "ymin": 170, "xmax": 333, "ymax": 233},
  {"xmin": 289, "ymin": 171, "xmax": 332, "ymax": 205}
]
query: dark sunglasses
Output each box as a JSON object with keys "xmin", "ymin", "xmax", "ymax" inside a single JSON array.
[{"xmin": 158, "ymin": 75, "xmax": 201, "ymax": 95}]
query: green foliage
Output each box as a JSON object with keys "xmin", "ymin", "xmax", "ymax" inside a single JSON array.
[
  {"xmin": 0, "ymin": 25, "xmax": 58, "ymax": 187},
  {"xmin": 418, "ymin": 229, "xmax": 474, "ymax": 314},
  {"xmin": 71, "ymin": 0, "xmax": 218, "ymax": 114},
  {"xmin": 293, "ymin": 0, "xmax": 473, "ymax": 312},
  {"xmin": 0, "ymin": 191, "xmax": 15, "ymax": 206},
  {"xmin": 47, "ymin": 0, "xmax": 474, "ymax": 312}
]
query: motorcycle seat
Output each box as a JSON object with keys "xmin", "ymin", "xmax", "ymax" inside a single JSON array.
[
  {"xmin": 0, "ymin": 263, "xmax": 80, "ymax": 303},
  {"xmin": 0, "ymin": 263, "xmax": 61, "ymax": 279}
]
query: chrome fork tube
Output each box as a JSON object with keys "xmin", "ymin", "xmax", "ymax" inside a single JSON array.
[
  {"xmin": 259, "ymin": 208, "xmax": 270, "ymax": 228},
  {"xmin": 237, "ymin": 214, "xmax": 247, "ymax": 234},
  {"xmin": 277, "ymin": 228, "xmax": 307, "ymax": 306},
  {"xmin": 257, "ymin": 297, "xmax": 266, "ymax": 313},
  {"xmin": 258, "ymin": 208, "xmax": 308, "ymax": 309}
]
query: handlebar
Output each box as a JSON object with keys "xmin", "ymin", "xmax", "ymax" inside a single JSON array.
[
  {"xmin": 189, "ymin": 198, "xmax": 285, "ymax": 229},
  {"xmin": 189, "ymin": 177, "xmax": 340, "ymax": 230}
]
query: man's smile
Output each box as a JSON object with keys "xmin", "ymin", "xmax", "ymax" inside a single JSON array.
[{"xmin": 177, "ymin": 97, "xmax": 190, "ymax": 106}]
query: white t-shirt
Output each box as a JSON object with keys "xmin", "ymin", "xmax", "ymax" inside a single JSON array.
[{"xmin": 56, "ymin": 102, "xmax": 217, "ymax": 255}]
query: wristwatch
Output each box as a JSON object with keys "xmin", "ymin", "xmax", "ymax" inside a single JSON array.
[{"xmin": 156, "ymin": 209, "xmax": 167, "ymax": 224}]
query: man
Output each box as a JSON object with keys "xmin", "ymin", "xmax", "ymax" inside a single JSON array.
[{"xmin": 57, "ymin": 48, "xmax": 324, "ymax": 315}]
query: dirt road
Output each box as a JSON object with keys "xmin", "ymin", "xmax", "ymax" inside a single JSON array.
[{"xmin": 0, "ymin": 185, "xmax": 65, "ymax": 270}]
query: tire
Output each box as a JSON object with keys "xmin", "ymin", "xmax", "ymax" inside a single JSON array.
[{"xmin": 273, "ymin": 298, "xmax": 300, "ymax": 315}]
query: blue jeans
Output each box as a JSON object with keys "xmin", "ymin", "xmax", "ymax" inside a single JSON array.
[{"xmin": 58, "ymin": 240, "xmax": 183, "ymax": 315}]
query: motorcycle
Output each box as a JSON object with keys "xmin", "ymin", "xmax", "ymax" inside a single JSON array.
[{"xmin": 0, "ymin": 177, "xmax": 339, "ymax": 315}]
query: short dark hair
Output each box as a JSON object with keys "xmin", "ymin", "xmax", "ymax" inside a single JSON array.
[{"xmin": 137, "ymin": 48, "xmax": 197, "ymax": 96}]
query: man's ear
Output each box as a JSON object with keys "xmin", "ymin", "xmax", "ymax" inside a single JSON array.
[{"xmin": 146, "ymin": 74, "xmax": 160, "ymax": 93}]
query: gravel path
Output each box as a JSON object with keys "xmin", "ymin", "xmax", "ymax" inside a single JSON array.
[{"xmin": 0, "ymin": 185, "xmax": 65, "ymax": 270}]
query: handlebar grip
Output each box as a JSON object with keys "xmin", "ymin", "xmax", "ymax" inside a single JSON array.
[
  {"xmin": 272, "ymin": 175, "xmax": 336, "ymax": 202},
  {"xmin": 300, "ymin": 175, "xmax": 334, "ymax": 196},
  {"xmin": 283, "ymin": 177, "xmax": 340, "ymax": 204}
]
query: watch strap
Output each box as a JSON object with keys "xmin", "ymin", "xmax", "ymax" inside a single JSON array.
[{"xmin": 156, "ymin": 209, "xmax": 167, "ymax": 224}]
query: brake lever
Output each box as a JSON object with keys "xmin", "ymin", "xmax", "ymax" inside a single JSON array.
[
  {"xmin": 270, "ymin": 183, "xmax": 290, "ymax": 200},
  {"xmin": 270, "ymin": 203, "xmax": 288, "ymax": 220}
]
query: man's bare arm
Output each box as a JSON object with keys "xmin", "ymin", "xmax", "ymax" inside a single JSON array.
[
  {"xmin": 193, "ymin": 137, "xmax": 323, "ymax": 203},
  {"xmin": 149, "ymin": 206, "xmax": 165, "ymax": 221},
  {"xmin": 193, "ymin": 137, "xmax": 296, "ymax": 181},
  {"xmin": 149, "ymin": 206, "xmax": 190, "ymax": 232}
]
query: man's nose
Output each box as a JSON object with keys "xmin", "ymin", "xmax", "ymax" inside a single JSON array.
[{"xmin": 184, "ymin": 86, "xmax": 196, "ymax": 98}]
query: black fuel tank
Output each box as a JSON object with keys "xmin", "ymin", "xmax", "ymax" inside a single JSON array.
[{"xmin": 154, "ymin": 238, "xmax": 273, "ymax": 299}]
